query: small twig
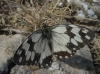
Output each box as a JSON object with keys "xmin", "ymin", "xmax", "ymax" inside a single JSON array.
[
  {"xmin": 62, "ymin": 0, "xmax": 74, "ymax": 13},
  {"xmin": 64, "ymin": 16, "xmax": 100, "ymax": 25},
  {"xmin": 51, "ymin": 0, "xmax": 60, "ymax": 13},
  {"xmin": 34, "ymin": 24, "xmax": 37, "ymax": 31},
  {"xmin": 2, "ymin": 28, "xmax": 30, "ymax": 35}
]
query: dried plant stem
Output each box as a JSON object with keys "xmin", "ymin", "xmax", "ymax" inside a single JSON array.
[
  {"xmin": 62, "ymin": 0, "xmax": 74, "ymax": 13},
  {"xmin": 51, "ymin": 0, "xmax": 60, "ymax": 13}
]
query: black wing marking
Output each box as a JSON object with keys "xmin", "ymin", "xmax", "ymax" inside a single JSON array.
[
  {"xmin": 51, "ymin": 24, "xmax": 95, "ymax": 58},
  {"xmin": 13, "ymin": 30, "xmax": 52, "ymax": 68}
]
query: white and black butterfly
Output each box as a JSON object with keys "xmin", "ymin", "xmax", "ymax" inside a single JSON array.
[{"xmin": 13, "ymin": 23, "xmax": 95, "ymax": 68}]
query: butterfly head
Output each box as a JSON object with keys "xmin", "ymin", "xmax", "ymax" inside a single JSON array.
[
  {"xmin": 42, "ymin": 24, "xmax": 49, "ymax": 29},
  {"xmin": 42, "ymin": 24, "xmax": 52, "ymax": 39}
]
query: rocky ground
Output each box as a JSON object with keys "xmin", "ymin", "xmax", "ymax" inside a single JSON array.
[{"xmin": 0, "ymin": 0, "xmax": 100, "ymax": 74}]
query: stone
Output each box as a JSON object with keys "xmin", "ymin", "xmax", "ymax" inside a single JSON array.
[{"xmin": 0, "ymin": 34, "xmax": 24, "ymax": 74}]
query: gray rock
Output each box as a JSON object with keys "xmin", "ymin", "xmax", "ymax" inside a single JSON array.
[
  {"xmin": 10, "ymin": 45, "xmax": 95, "ymax": 74},
  {"xmin": 58, "ymin": 46, "xmax": 96, "ymax": 74},
  {"xmin": 0, "ymin": 34, "xmax": 24, "ymax": 74}
]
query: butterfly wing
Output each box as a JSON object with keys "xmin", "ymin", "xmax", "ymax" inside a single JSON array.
[
  {"xmin": 51, "ymin": 24, "xmax": 95, "ymax": 58},
  {"xmin": 13, "ymin": 30, "xmax": 52, "ymax": 68}
]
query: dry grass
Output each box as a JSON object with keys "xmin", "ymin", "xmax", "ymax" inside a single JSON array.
[{"xmin": 0, "ymin": 0, "xmax": 76, "ymax": 32}]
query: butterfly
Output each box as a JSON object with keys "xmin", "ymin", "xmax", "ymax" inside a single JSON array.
[{"xmin": 13, "ymin": 23, "xmax": 95, "ymax": 68}]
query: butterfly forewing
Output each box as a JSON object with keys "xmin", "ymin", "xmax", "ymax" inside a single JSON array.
[{"xmin": 51, "ymin": 24, "xmax": 95, "ymax": 58}]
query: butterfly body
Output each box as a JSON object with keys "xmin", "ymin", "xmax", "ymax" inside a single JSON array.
[
  {"xmin": 13, "ymin": 24, "xmax": 95, "ymax": 68},
  {"xmin": 42, "ymin": 24, "xmax": 52, "ymax": 39}
]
